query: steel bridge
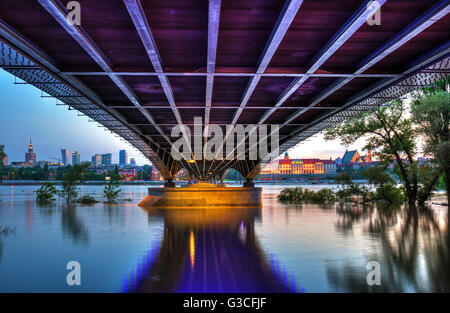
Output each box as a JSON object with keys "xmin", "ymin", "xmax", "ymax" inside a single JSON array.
[{"xmin": 0, "ymin": 0, "xmax": 449, "ymax": 183}]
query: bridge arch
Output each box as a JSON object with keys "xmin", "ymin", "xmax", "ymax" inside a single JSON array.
[{"xmin": 220, "ymin": 168, "xmax": 244, "ymax": 182}]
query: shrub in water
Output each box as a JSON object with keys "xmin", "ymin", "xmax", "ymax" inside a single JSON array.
[
  {"xmin": 35, "ymin": 182, "xmax": 57, "ymax": 203},
  {"xmin": 76, "ymin": 195, "xmax": 99, "ymax": 204},
  {"xmin": 104, "ymin": 180, "xmax": 121, "ymax": 203}
]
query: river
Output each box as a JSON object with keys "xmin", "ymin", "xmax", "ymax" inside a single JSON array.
[{"xmin": 0, "ymin": 184, "xmax": 448, "ymax": 292}]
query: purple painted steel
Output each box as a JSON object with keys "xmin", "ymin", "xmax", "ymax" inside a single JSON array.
[{"xmin": 0, "ymin": 0, "xmax": 448, "ymax": 180}]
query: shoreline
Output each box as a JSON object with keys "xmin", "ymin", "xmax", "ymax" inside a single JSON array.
[{"xmin": 0, "ymin": 179, "xmax": 370, "ymax": 186}]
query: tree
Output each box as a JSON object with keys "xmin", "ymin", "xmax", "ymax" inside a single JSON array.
[
  {"xmin": 35, "ymin": 182, "xmax": 57, "ymax": 203},
  {"xmin": 410, "ymin": 87, "xmax": 450, "ymax": 208},
  {"xmin": 0, "ymin": 144, "xmax": 6, "ymax": 168},
  {"xmin": 104, "ymin": 179, "xmax": 121, "ymax": 203},
  {"xmin": 58, "ymin": 162, "xmax": 90, "ymax": 205},
  {"xmin": 361, "ymin": 166, "xmax": 404, "ymax": 204},
  {"xmin": 43, "ymin": 162, "xmax": 50, "ymax": 181},
  {"xmin": 325, "ymin": 99, "xmax": 437, "ymax": 211}
]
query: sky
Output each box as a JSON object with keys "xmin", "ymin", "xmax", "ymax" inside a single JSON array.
[{"xmin": 0, "ymin": 69, "xmax": 368, "ymax": 165}]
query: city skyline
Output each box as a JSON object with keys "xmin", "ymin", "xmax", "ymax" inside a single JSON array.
[{"xmin": 0, "ymin": 70, "xmax": 150, "ymax": 165}]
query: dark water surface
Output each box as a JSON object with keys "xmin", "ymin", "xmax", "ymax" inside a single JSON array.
[{"xmin": 0, "ymin": 184, "xmax": 448, "ymax": 292}]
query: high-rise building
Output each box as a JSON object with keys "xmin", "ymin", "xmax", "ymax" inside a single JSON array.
[
  {"xmin": 61, "ymin": 149, "xmax": 70, "ymax": 166},
  {"xmin": 102, "ymin": 153, "xmax": 112, "ymax": 166},
  {"xmin": 72, "ymin": 151, "xmax": 80, "ymax": 165},
  {"xmin": 130, "ymin": 158, "xmax": 136, "ymax": 165},
  {"xmin": 119, "ymin": 150, "xmax": 128, "ymax": 165},
  {"xmin": 91, "ymin": 154, "xmax": 102, "ymax": 166},
  {"xmin": 25, "ymin": 138, "xmax": 36, "ymax": 164}
]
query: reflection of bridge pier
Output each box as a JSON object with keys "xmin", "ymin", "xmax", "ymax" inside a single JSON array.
[{"xmin": 126, "ymin": 208, "xmax": 296, "ymax": 293}]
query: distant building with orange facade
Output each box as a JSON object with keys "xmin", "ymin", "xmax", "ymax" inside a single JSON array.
[
  {"xmin": 261, "ymin": 152, "xmax": 336, "ymax": 175},
  {"xmin": 261, "ymin": 149, "xmax": 373, "ymax": 175}
]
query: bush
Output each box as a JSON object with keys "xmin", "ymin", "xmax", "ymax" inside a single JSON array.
[
  {"xmin": 278, "ymin": 187, "xmax": 336, "ymax": 203},
  {"xmin": 58, "ymin": 181, "xmax": 78, "ymax": 205},
  {"xmin": 76, "ymin": 195, "xmax": 99, "ymax": 204},
  {"xmin": 315, "ymin": 189, "xmax": 337, "ymax": 203},
  {"xmin": 35, "ymin": 182, "xmax": 57, "ymax": 203},
  {"xmin": 375, "ymin": 185, "xmax": 405, "ymax": 204},
  {"xmin": 104, "ymin": 180, "xmax": 121, "ymax": 203},
  {"xmin": 278, "ymin": 187, "xmax": 305, "ymax": 202}
]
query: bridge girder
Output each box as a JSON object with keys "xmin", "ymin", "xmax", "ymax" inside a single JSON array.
[{"xmin": 0, "ymin": 0, "xmax": 448, "ymax": 181}]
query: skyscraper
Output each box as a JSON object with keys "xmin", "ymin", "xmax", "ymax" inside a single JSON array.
[
  {"xmin": 25, "ymin": 138, "xmax": 36, "ymax": 164},
  {"xmin": 91, "ymin": 154, "xmax": 102, "ymax": 166},
  {"xmin": 119, "ymin": 150, "xmax": 128, "ymax": 165},
  {"xmin": 102, "ymin": 153, "xmax": 112, "ymax": 166},
  {"xmin": 72, "ymin": 151, "xmax": 80, "ymax": 165},
  {"xmin": 61, "ymin": 149, "xmax": 70, "ymax": 166}
]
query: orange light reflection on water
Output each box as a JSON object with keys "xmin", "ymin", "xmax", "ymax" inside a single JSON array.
[{"xmin": 190, "ymin": 230, "xmax": 195, "ymax": 269}]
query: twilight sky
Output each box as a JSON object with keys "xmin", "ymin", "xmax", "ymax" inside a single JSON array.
[{"xmin": 0, "ymin": 69, "xmax": 367, "ymax": 165}]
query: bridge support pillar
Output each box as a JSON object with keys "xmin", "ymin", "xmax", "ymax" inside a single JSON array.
[
  {"xmin": 140, "ymin": 182, "xmax": 262, "ymax": 209},
  {"xmin": 243, "ymin": 179, "xmax": 254, "ymax": 188}
]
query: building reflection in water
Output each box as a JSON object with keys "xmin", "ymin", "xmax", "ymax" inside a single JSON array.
[
  {"xmin": 122, "ymin": 208, "xmax": 297, "ymax": 293},
  {"xmin": 327, "ymin": 203, "xmax": 449, "ymax": 292}
]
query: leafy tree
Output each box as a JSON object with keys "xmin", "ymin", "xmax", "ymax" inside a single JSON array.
[
  {"xmin": 43, "ymin": 163, "xmax": 50, "ymax": 181},
  {"xmin": 325, "ymin": 99, "xmax": 437, "ymax": 211},
  {"xmin": 104, "ymin": 179, "xmax": 121, "ymax": 203},
  {"xmin": 361, "ymin": 166, "xmax": 404, "ymax": 204},
  {"xmin": 35, "ymin": 182, "xmax": 57, "ymax": 203},
  {"xmin": 410, "ymin": 85, "xmax": 450, "ymax": 207},
  {"xmin": 58, "ymin": 182, "xmax": 78, "ymax": 205},
  {"xmin": 58, "ymin": 162, "xmax": 90, "ymax": 205},
  {"xmin": 0, "ymin": 144, "xmax": 5, "ymax": 168}
]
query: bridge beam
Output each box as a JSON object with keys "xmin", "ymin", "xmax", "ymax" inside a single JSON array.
[{"xmin": 0, "ymin": 22, "xmax": 177, "ymax": 179}]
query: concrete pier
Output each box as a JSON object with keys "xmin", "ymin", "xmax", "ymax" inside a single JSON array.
[{"xmin": 138, "ymin": 183, "xmax": 262, "ymax": 209}]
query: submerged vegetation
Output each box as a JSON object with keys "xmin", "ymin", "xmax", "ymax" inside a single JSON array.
[
  {"xmin": 279, "ymin": 168, "xmax": 405, "ymax": 205},
  {"xmin": 324, "ymin": 77, "xmax": 449, "ymax": 210},
  {"xmin": 57, "ymin": 162, "xmax": 90, "ymax": 205},
  {"xmin": 103, "ymin": 179, "xmax": 121, "ymax": 203},
  {"xmin": 76, "ymin": 195, "xmax": 99, "ymax": 205},
  {"xmin": 278, "ymin": 187, "xmax": 336, "ymax": 203},
  {"xmin": 35, "ymin": 182, "xmax": 58, "ymax": 203}
]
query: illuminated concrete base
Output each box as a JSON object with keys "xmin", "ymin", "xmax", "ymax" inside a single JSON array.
[{"xmin": 138, "ymin": 183, "xmax": 262, "ymax": 209}]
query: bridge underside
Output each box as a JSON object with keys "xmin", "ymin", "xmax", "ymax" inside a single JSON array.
[{"xmin": 0, "ymin": 0, "xmax": 449, "ymax": 181}]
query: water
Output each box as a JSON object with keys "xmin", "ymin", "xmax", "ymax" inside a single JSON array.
[{"xmin": 0, "ymin": 184, "xmax": 448, "ymax": 292}]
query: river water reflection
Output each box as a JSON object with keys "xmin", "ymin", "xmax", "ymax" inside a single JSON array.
[{"xmin": 0, "ymin": 184, "xmax": 448, "ymax": 292}]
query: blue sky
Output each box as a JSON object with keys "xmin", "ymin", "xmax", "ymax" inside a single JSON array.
[
  {"xmin": 0, "ymin": 69, "xmax": 366, "ymax": 165},
  {"xmin": 0, "ymin": 70, "xmax": 148, "ymax": 165}
]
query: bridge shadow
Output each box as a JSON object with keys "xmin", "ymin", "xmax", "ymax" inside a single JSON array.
[{"xmin": 123, "ymin": 208, "xmax": 296, "ymax": 293}]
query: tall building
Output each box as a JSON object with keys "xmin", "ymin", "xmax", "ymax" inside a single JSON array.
[
  {"xmin": 72, "ymin": 151, "xmax": 80, "ymax": 165},
  {"xmin": 119, "ymin": 150, "xmax": 128, "ymax": 165},
  {"xmin": 61, "ymin": 149, "xmax": 70, "ymax": 166},
  {"xmin": 91, "ymin": 154, "xmax": 102, "ymax": 166},
  {"xmin": 130, "ymin": 158, "xmax": 136, "ymax": 165},
  {"xmin": 25, "ymin": 138, "xmax": 36, "ymax": 164},
  {"xmin": 102, "ymin": 153, "xmax": 112, "ymax": 166}
]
